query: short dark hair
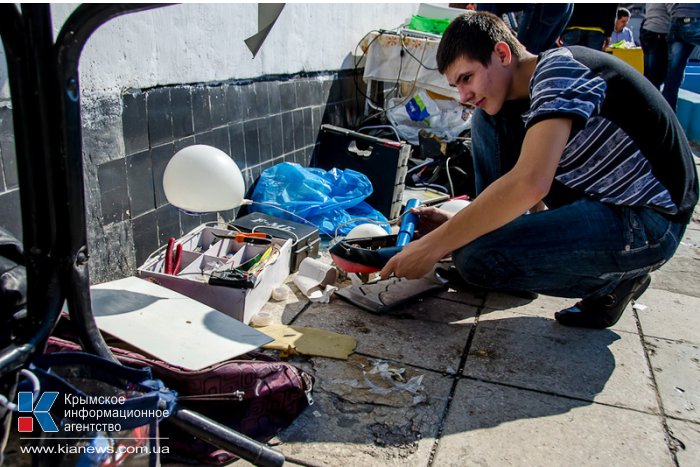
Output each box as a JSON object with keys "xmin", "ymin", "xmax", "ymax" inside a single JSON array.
[
  {"xmin": 617, "ymin": 8, "xmax": 631, "ymax": 19},
  {"xmin": 436, "ymin": 11, "xmax": 527, "ymax": 74}
]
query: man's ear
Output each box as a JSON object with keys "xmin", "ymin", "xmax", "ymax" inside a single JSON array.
[{"xmin": 494, "ymin": 41, "xmax": 512, "ymax": 66}]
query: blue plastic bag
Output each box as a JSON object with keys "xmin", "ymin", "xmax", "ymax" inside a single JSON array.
[{"xmin": 249, "ymin": 162, "xmax": 390, "ymax": 237}]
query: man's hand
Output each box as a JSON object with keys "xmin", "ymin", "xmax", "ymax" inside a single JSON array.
[
  {"xmin": 379, "ymin": 235, "xmax": 445, "ymax": 280},
  {"xmin": 413, "ymin": 206, "xmax": 453, "ymax": 238}
]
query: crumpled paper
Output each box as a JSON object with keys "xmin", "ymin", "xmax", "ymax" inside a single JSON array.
[{"xmin": 293, "ymin": 257, "xmax": 338, "ymax": 303}]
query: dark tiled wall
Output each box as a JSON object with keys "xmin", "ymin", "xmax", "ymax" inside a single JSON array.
[
  {"xmin": 0, "ymin": 70, "xmax": 365, "ymax": 282},
  {"xmin": 107, "ymin": 71, "xmax": 365, "ymax": 267},
  {"xmin": 0, "ymin": 107, "xmax": 21, "ymax": 241}
]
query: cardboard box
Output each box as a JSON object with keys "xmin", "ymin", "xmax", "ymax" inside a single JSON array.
[{"xmin": 137, "ymin": 223, "xmax": 291, "ymax": 324}]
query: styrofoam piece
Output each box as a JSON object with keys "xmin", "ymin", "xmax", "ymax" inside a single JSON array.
[{"xmin": 91, "ymin": 277, "xmax": 272, "ymax": 370}]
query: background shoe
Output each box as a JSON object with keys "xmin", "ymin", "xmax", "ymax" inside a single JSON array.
[{"xmin": 555, "ymin": 274, "xmax": 651, "ymax": 329}]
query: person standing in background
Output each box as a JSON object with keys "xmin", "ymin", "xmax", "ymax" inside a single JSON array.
[
  {"xmin": 474, "ymin": 4, "xmax": 574, "ymax": 54},
  {"xmin": 559, "ymin": 4, "xmax": 618, "ymax": 51},
  {"xmin": 610, "ymin": 8, "xmax": 635, "ymax": 46},
  {"xmin": 640, "ymin": 4, "xmax": 672, "ymax": 89},
  {"xmin": 662, "ymin": 4, "xmax": 700, "ymax": 111}
]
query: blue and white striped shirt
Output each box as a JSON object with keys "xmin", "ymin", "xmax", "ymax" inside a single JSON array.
[{"xmin": 523, "ymin": 48, "xmax": 677, "ymax": 214}]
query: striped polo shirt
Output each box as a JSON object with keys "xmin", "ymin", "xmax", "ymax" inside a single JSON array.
[{"xmin": 523, "ymin": 48, "xmax": 678, "ymax": 215}]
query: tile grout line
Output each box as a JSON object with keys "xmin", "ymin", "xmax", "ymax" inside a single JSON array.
[
  {"xmin": 459, "ymin": 374, "xmax": 670, "ymax": 417},
  {"xmin": 426, "ymin": 294, "xmax": 487, "ymax": 467},
  {"xmin": 633, "ymin": 307, "xmax": 683, "ymax": 466}
]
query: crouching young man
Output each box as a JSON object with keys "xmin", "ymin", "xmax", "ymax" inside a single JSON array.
[{"xmin": 380, "ymin": 12, "xmax": 698, "ymax": 328}]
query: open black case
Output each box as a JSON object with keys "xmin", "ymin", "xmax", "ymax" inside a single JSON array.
[{"xmin": 0, "ymin": 4, "xmax": 284, "ymax": 466}]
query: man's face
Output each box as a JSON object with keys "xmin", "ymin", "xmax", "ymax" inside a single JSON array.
[
  {"xmin": 444, "ymin": 50, "xmax": 511, "ymax": 116},
  {"xmin": 615, "ymin": 15, "xmax": 629, "ymax": 33}
]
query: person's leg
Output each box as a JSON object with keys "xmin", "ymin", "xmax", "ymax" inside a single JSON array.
[
  {"xmin": 559, "ymin": 28, "xmax": 581, "ymax": 47},
  {"xmin": 469, "ymin": 100, "xmax": 530, "ymax": 194},
  {"xmin": 517, "ymin": 3, "xmax": 574, "ymax": 53},
  {"xmin": 581, "ymin": 30, "xmax": 605, "ymax": 51},
  {"xmin": 452, "ymin": 199, "xmax": 683, "ymax": 324},
  {"xmin": 662, "ymin": 20, "xmax": 695, "ymax": 110},
  {"xmin": 641, "ymin": 29, "xmax": 668, "ymax": 89},
  {"xmin": 678, "ymin": 18, "xmax": 700, "ymax": 47}
]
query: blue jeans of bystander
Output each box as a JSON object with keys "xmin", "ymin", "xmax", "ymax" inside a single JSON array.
[
  {"xmin": 640, "ymin": 27, "xmax": 668, "ymax": 89},
  {"xmin": 662, "ymin": 17, "xmax": 700, "ymax": 110},
  {"xmin": 560, "ymin": 28, "xmax": 606, "ymax": 51},
  {"xmin": 460, "ymin": 107, "xmax": 685, "ymax": 300},
  {"xmin": 517, "ymin": 3, "xmax": 574, "ymax": 54}
]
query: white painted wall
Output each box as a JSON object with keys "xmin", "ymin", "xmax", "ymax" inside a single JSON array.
[{"xmin": 1, "ymin": 3, "xmax": 420, "ymax": 100}]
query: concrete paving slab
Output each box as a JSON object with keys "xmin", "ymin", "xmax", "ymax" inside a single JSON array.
[
  {"xmin": 645, "ymin": 336, "xmax": 700, "ymax": 423},
  {"xmin": 677, "ymin": 226, "xmax": 700, "ymax": 259},
  {"xmin": 433, "ymin": 379, "xmax": 674, "ymax": 467},
  {"xmin": 257, "ymin": 276, "xmax": 310, "ymax": 325},
  {"xmin": 666, "ymin": 418, "xmax": 700, "ymax": 467},
  {"xmin": 388, "ymin": 295, "xmax": 481, "ymax": 325},
  {"xmin": 482, "ymin": 290, "xmax": 641, "ymax": 334},
  {"xmin": 292, "ymin": 298, "xmax": 473, "ymax": 373},
  {"xmin": 481, "ymin": 291, "xmax": 547, "ymax": 314},
  {"xmin": 636, "ymin": 288, "xmax": 700, "ymax": 345},
  {"xmin": 433, "ymin": 284, "xmax": 485, "ymax": 308},
  {"xmin": 463, "ymin": 315, "xmax": 659, "ymax": 412},
  {"xmin": 650, "ymin": 256, "xmax": 700, "ymax": 299},
  {"xmin": 266, "ymin": 354, "xmax": 453, "ymax": 466}
]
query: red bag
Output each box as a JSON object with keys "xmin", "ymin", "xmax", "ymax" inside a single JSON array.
[{"xmin": 46, "ymin": 336, "xmax": 314, "ymax": 465}]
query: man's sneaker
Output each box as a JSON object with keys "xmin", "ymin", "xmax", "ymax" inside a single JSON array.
[{"xmin": 555, "ymin": 274, "xmax": 651, "ymax": 329}]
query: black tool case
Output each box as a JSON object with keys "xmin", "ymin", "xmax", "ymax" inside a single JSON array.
[
  {"xmin": 230, "ymin": 212, "xmax": 320, "ymax": 272},
  {"xmin": 313, "ymin": 124, "xmax": 412, "ymax": 219}
]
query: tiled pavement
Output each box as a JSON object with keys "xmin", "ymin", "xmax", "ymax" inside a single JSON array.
[{"xmin": 240, "ymin": 152, "xmax": 700, "ymax": 467}]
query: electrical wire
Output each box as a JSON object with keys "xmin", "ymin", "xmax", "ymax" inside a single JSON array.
[
  {"xmin": 332, "ymin": 216, "xmax": 394, "ymax": 242},
  {"xmin": 398, "ymin": 29, "xmax": 439, "ymax": 71},
  {"xmin": 357, "ymin": 125, "xmax": 401, "ymax": 142},
  {"xmin": 0, "ymin": 369, "xmax": 40, "ymax": 413},
  {"xmin": 353, "ymin": 29, "xmax": 400, "ymax": 111},
  {"xmin": 445, "ymin": 156, "xmax": 454, "ymax": 197},
  {"xmin": 251, "ymin": 225, "xmax": 300, "ymax": 245},
  {"xmin": 330, "ymin": 208, "xmax": 420, "ymax": 245},
  {"xmin": 248, "ymin": 201, "xmax": 335, "ymax": 237},
  {"xmin": 354, "ymin": 26, "xmax": 433, "ymax": 123},
  {"xmin": 407, "ymin": 159, "xmax": 436, "ymax": 176},
  {"xmin": 413, "ymin": 182, "xmax": 448, "ymax": 193}
]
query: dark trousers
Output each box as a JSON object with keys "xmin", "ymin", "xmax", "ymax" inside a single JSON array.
[{"xmin": 640, "ymin": 28, "xmax": 668, "ymax": 89}]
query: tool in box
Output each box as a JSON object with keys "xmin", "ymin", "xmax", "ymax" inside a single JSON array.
[
  {"xmin": 230, "ymin": 212, "xmax": 320, "ymax": 272},
  {"xmin": 164, "ymin": 237, "xmax": 183, "ymax": 275},
  {"xmin": 208, "ymin": 245, "xmax": 277, "ymax": 289},
  {"xmin": 212, "ymin": 231, "xmax": 272, "ymax": 245}
]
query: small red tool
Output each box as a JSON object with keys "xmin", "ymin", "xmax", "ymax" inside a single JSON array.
[
  {"xmin": 164, "ymin": 237, "xmax": 183, "ymax": 275},
  {"xmin": 234, "ymin": 232, "xmax": 270, "ymax": 244}
]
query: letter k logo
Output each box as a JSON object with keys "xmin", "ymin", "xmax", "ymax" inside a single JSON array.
[{"xmin": 17, "ymin": 392, "xmax": 59, "ymax": 432}]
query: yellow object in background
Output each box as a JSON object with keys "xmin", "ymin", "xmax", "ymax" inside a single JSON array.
[
  {"xmin": 606, "ymin": 47, "xmax": 644, "ymax": 75},
  {"xmin": 259, "ymin": 325, "xmax": 357, "ymax": 360}
]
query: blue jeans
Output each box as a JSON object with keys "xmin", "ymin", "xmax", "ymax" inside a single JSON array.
[
  {"xmin": 478, "ymin": 4, "xmax": 573, "ymax": 54},
  {"xmin": 560, "ymin": 28, "xmax": 605, "ymax": 51},
  {"xmin": 517, "ymin": 4, "xmax": 574, "ymax": 54},
  {"xmin": 662, "ymin": 17, "xmax": 700, "ymax": 110},
  {"xmin": 640, "ymin": 27, "xmax": 668, "ymax": 89},
  {"xmin": 461, "ymin": 108, "xmax": 685, "ymax": 299}
]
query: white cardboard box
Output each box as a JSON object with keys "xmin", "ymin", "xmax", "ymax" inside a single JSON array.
[{"xmin": 137, "ymin": 223, "xmax": 291, "ymax": 324}]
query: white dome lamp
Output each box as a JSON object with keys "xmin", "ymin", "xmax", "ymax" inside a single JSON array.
[{"xmin": 163, "ymin": 145, "xmax": 249, "ymax": 214}]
